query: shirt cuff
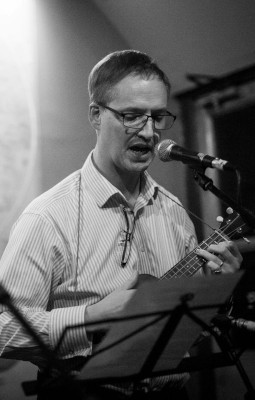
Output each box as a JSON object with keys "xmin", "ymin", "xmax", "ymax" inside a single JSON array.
[{"xmin": 49, "ymin": 305, "xmax": 91, "ymax": 358}]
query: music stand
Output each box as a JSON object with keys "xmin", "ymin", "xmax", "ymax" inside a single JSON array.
[
  {"xmin": 76, "ymin": 272, "xmax": 248, "ymax": 385},
  {"xmin": 20, "ymin": 271, "xmax": 255, "ymax": 399}
]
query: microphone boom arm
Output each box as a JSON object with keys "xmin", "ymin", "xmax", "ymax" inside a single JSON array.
[{"xmin": 191, "ymin": 167, "xmax": 255, "ymax": 230}]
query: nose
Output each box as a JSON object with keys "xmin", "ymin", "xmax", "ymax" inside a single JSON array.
[{"xmin": 137, "ymin": 117, "xmax": 155, "ymax": 139}]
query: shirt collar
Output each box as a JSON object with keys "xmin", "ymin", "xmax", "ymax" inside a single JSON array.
[
  {"xmin": 140, "ymin": 170, "xmax": 159, "ymax": 204},
  {"xmin": 81, "ymin": 151, "xmax": 159, "ymax": 207}
]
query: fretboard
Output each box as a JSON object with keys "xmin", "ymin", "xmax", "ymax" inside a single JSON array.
[{"xmin": 160, "ymin": 229, "xmax": 230, "ymax": 280}]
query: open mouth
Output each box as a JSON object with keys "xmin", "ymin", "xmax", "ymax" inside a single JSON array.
[{"xmin": 129, "ymin": 144, "xmax": 153, "ymax": 155}]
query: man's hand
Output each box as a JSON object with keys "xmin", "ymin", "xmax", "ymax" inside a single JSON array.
[
  {"xmin": 85, "ymin": 271, "xmax": 139, "ymax": 334},
  {"xmin": 195, "ymin": 240, "xmax": 243, "ymax": 275}
]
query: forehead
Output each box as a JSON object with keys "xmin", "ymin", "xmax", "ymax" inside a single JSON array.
[{"xmin": 109, "ymin": 74, "xmax": 168, "ymax": 109}]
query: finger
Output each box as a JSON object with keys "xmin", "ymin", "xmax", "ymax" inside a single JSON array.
[
  {"xmin": 223, "ymin": 241, "xmax": 243, "ymax": 267},
  {"xmin": 197, "ymin": 242, "xmax": 241, "ymax": 274},
  {"xmin": 206, "ymin": 239, "xmax": 242, "ymax": 260},
  {"xmin": 195, "ymin": 247, "xmax": 223, "ymax": 265},
  {"xmin": 207, "ymin": 241, "xmax": 229, "ymax": 256},
  {"xmin": 205, "ymin": 259, "xmax": 225, "ymax": 274},
  {"xmin": 225, "ymin": 241, "xmax": 243, "ymax": 262},
  {"xmin": 195, "ymin": 248, "xmax": 225, "ymax": 274},
  {"xmin": 207, "ymin": 240, "xmax": 242, "ymax": 260}
]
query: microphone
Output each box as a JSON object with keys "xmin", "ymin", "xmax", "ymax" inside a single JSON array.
[
  {"xmin": 212, "ymin": 315, "xmax": 255, "ymax": 333},
  {"xmin": 157, "ymin": 139, "xmax": 236, "ymax": 171},
  {"xmin": 231, "ymin": 318, "xmax": 255, "ymax": 333}
]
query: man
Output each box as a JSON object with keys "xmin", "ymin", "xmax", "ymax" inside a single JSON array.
[{"xmin": 0, "ymin": 50, "xmax": 242, "ymax": 399}]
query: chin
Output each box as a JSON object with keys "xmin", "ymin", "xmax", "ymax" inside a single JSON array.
[
  {"xmin": 128, "ymin": 160, "xmax": 152, "ymax": 174},
  {"xmin": 121, "ymin": 152, "xmax": 154, "ymax": 174}
]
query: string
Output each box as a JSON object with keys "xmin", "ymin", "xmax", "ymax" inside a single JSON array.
[
  {"xmin": 158, "ymin": 188, "xmax": 216, "ymax": 232},
  {"xmin": 159, "ymin": 186, "xmax": 247, "ymax": 239},
  {"xmin": 160, "ymin": 210, "xmax": 246, "ymax": 279},
  {"xmin": 74, "ymin": 172, "xmax": 246, "ymax": 283}
]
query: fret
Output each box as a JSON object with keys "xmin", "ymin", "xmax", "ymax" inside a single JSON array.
[
  {"xmin": 160, "ymin": 229, "xmax": 230, "ymax": 280},
  {"xmin": 136, "ymin": 212, "xmax": 248, "ymax": 284}
]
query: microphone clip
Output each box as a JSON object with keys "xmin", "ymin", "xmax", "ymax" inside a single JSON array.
[{"xmin": 192, "ymin": 167, "xmax": 214, "ymax": 191}]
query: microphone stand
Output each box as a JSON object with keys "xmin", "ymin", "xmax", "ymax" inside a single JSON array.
[
  {"xmin": 190, "ymin": 166, "xmax": 255, "ymax": 400},
  {"xmin": 191, "ymin": 166, "xmax": 255, "ymax": 230}
]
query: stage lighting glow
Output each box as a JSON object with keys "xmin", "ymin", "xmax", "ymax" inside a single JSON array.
[
  {"xmin": 0, "ymin": 0, "xmax": 35, "ymax": 62},
  {"xmin": 0, "ymin": 0, "xmax": 37, "ymax": 253}
]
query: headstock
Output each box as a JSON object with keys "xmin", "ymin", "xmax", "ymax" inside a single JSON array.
[{"xmin": 218, "ymin": 207, "xmax": 252, "ymax": 240}]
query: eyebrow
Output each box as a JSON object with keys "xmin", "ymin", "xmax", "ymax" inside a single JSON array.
[{"xmin": 121, "ymin": 107, "xmax": 168, "ymax": 114}]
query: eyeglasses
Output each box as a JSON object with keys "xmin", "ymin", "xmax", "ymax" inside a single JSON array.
[
  {"xmin": 120, "ymin": 207, "xmax": 135, "ymax": 267},
  {"xmin": 97, "ymin": 103, "xmax": 176, "ymax": 130}
]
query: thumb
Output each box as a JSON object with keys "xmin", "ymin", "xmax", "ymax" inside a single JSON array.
[{"xmin": 119, "ymin": 270, "xmax": 139, "ymax": 290}]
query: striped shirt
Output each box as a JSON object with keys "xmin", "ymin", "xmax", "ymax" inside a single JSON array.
[{"xmin": 0, "ymin": 151, "xmax": 197, "ymax": 390}]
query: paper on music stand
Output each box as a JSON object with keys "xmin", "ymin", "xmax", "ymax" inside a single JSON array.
[{"xmin": 77, "ymin": 272, "xmax": 242, "ymax": 382}]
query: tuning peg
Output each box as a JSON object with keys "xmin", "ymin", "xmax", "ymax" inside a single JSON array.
[
  {"xmin": 242, "ymin": 236, "xmax": 250, "ymax": 244},
  {"xmin": 226, "ymin": 207, "xmax": 234, "ymax": 214},
  {"xmin": 216, "ymin": 216, "xmax": 224, "ymax": 223}
]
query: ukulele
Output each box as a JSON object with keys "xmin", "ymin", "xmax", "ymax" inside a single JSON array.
[
  {"xmin": 139, "ymin": 208, "xmax": 251, "ymax": 284},
  {"xmin": 94, "ymin": 210, "xmax": 251, "ymax": 346}
]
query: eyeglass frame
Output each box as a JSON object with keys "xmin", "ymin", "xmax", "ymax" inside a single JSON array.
[
  {"xmin": 120, "ymin": 207, "xmax": 135, "ymax": 267},
  {"xmin": 96, "ymin": 102, "xmax": 176, "ymax": 130}
]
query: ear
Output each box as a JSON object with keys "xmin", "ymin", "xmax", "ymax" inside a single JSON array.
[{"xmin": 88, "ymin": 103, "xmax": 101, "ymax": 130}]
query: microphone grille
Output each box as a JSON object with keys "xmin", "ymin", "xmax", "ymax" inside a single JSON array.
[{"xmin": 157, "ymin": 139, "xmax": 176, "ymax": 161}]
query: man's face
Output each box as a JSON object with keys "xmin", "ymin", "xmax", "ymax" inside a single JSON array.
[{"xmin": 94, "ymin": 74, "xmax": 169, "ymax": 181}]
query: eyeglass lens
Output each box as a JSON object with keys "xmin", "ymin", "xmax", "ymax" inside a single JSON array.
[{"xmin": 123, "ymin": 114, "xmax": 174, "ymax": 130}]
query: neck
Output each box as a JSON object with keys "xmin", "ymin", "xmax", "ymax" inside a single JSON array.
[
  {"xmin": 121, "ymin": 176, "xmax": 141, "ymax": 208},
  {"xmin": 92, "ymin": 152, "xmax": 141, "ymax": 207}
]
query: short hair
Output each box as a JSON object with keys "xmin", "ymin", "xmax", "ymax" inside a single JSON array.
[{"xmin": 88, "ymin": 50, "xmax": 171, "ymax": 104}]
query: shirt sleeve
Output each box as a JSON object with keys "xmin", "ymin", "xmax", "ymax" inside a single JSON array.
[
  {"xmin": 0, "ymin": 212, "xmax": 91, "ymax": 366},
  {"xmin": 183, "ymin": 211, "xmax": 205, "ymax": 277}
]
